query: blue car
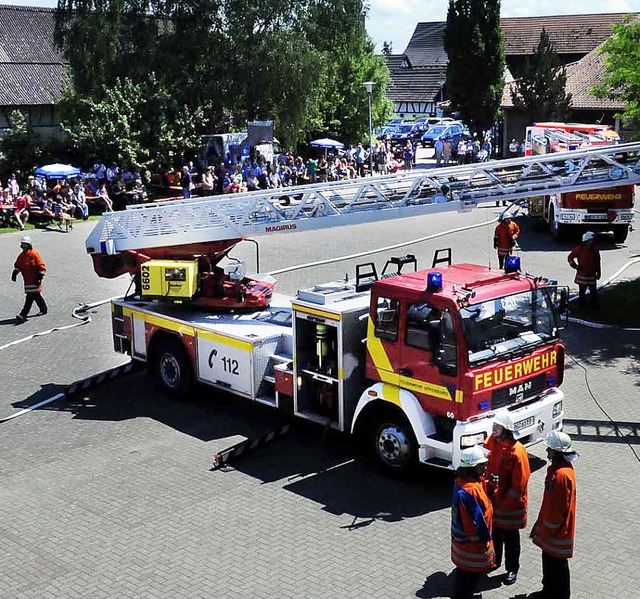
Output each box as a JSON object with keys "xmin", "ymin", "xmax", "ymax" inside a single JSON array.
[
  {"xmin": 389, "ymin": 123, "xmax": 423, "ymax": 143},
  {"xmin": 421, "ymin": 122, "xmax": 470, "ymax": 147}
]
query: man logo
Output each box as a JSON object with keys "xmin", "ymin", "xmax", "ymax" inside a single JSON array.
[{"xmin": 509, "ymin": 380, "xmax": 532, "ymax": 402}]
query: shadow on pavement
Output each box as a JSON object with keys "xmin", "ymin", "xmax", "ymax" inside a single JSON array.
[
  {"xmin": 416, "ymin": 570, "xmax": 452, "ymax": 598},
  {"xmin": 563, "ymin": 418, "xmax": 640, "ymax": 444}
]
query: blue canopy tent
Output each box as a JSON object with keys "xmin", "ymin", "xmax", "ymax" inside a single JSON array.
[
  {"xmin": 309, "ymin": 138, "xmax": 344, "ymax": 159},
  {"xmin": 35, "ymin": 163, "xmax": 82, "ymax": 179}
]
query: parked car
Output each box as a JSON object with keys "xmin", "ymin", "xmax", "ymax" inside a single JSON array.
[
  {"xmin": 375, "ymin": 125, "xmax": 398, "ymax": 139},
  {"xmin": 385, "ymin": 119, "xmax": 405, "ymax": 128},
  {"xmin": 389, "ymin": 123, "xmax": 424, "ymax": 143},
  {"xmin": 421, "ymin": 122, "xmax": 470, "ymax": 147}
]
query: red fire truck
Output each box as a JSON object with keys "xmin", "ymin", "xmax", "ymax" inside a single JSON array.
[
  {"xmin": 525, "ymin": 123, "xmax": 633, "ymax": 242},
  {"xmin": 108, "ymin": 254, "xmax": 566, "ymax": 473},
  {"xmin": 86, "ymin": 145, "xmax": 640, "ymax": 471}
]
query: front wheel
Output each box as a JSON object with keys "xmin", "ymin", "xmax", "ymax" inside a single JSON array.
[
  {"xmin": 612, "ymin": 224, "xmax": 629, "ymax": 244},
  {"xmin": 155, "ymin": 338, "xmax": 193, "ymax": 399},
  {"xmin": 548, "ymin": 206, "xmax": 566, "ymax": 241},
  {"xmin": 370, "ymin": 415, "xmax": 418, "ymax": 476}
]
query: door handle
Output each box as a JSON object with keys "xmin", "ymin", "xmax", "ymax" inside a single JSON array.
[{"xmin": 399, "ymin": 367, "xmax": 413, "ymax": 377}]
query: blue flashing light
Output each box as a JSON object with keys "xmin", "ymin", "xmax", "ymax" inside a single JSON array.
[
  {"xmin": 427, "ymin": 271, "xmax": 443, "ymax": 292},
  {"xmin": 547, "ymin": 377, "xmax": 556, "ymax": 387},
  {"xmin": 478, "ymin": 401, "xmax": 490, "ymax": 411},
  {"xmin": 504, "ymin": 255, "xmax": 521, "ymax": 273}
]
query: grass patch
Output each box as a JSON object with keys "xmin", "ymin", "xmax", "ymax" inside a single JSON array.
[
  {"xmin": 0, "ymin": 214, "xmax": 102, "ymax": 235},
  {"xmin": 571, "ymin": 277, "xmax": 640, "ymax": 327}
]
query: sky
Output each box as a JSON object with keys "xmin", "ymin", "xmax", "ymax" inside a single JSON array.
[{"xmin": 2, "ymin": 0, "xmax": 640, "ymax": 54}]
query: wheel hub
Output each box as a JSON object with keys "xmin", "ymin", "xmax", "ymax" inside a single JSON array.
[
  {"xmin": 376, "ymin": 424, "xmax": 411, "ymax": 466},
  {"xmin": 160, "ymin": 353, "xmax": 181, "ymax": 389}
]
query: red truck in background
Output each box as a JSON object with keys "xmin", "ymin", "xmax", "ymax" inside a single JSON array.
[{"xmin": 525, "ymin": 123, "xmax": 634, "ymax": 242}]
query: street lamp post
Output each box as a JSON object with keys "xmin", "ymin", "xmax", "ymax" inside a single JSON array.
[
  {"xmin": 363, "ymin": 81, "xmax": 375, "ymax": 176},
  {"xmin": 437, "ymin": 78, "xmax": 445, "ymax": 117}
]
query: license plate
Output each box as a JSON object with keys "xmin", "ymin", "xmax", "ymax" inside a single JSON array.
[
  {"xmin": 584, "ymin": 214, "xmax": 607, "ymax": 221},
  {"xmin": 514, "ymin": 416, "xmax": 534, "ymax": 431}
]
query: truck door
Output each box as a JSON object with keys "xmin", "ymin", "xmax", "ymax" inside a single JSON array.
[
  {"xmin": 400, "ymin": 303, "xmax": 460, "ymax": 410},
  {"xmin": 367, "ymin": 294, "xmax": 401, "ymax": 383}
]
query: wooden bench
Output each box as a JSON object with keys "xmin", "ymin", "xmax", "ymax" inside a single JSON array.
[{"xmin": 29, "ymin": 209, "xmax": 74, "ymax": 232}]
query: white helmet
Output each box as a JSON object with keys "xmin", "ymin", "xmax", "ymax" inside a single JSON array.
[
  {"xmin": 20, "ymin": 235, "xmax": 33, "ymax": 246},
  {"xmin": 493, "ymin": 408, "xmax": 515, "ymax": 431},
  {"xmin": 582, "ymin": 231, "xmax": 595, "ymax": 242},
  {"xmin": 545, "ymin": 430, "xmax": 573, "ymax": 453},
  {"xmin": 459, "ymin": 445, "xmax": 489, "ymax": 467}
]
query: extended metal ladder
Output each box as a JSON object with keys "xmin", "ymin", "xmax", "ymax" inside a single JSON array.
[{"xmin": 86, "ymin": 142, "xmax": 640, "ymax": 256}]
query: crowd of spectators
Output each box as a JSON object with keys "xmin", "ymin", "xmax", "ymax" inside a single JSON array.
[{"xmin": 0, "ymin": 138, "xmax": 429, "ymax": 229}]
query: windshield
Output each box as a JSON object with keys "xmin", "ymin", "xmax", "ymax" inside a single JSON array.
[
  {"xmin": 396, "ymin": 125, "xmax": 414, "ymax": 133},
  {"xmin": 427, "ymin": 125, "xmax": 446, "ymax": 136},
  {"xmin": 460, "ymin": 289, "xmax": 557, "ymax": 366}
]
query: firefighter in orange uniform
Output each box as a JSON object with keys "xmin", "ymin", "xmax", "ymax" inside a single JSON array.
[
  {"xmin": 567, "ymin": 231, "xmax": 600, "ymax": 309},
  {"xmin": 451, "ymin": 445, "xmax": 495, "ymax": 599},
  {"xmin": 484, "ymin": 409, "xmax": 531, "ymax": 586},
  {"xmin": 493, "ymin": 215, "xmax": 520, "ymax": 269},
  {"xmin": 12, "ymin": 235, "xmax": 47, "ymax": 323},
  {"xmin": 530, "ymin": 431, "xmax": 578, "ymax": 599}
]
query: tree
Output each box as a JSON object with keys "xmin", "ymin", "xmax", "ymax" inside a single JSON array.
[
  {"xmin": 594, "ymin": 19, "xmax": 640, "ymax": 128},
  {"xmin": 0, "ymin": 110, "xmax": 44, "ymax": 177},
  {"xmin": 444, "ymin": 0, "xmax": 505, "ymax": 135},
  {"xmin": 305, "ymin": 0, "xmax": 394, "ymax": 143},
  {"xmin": 510, "ymin": 28, "xmax": 572, "ymax": 122},
  {"xmin": 60, "ymin": 76, "xmax": 205, "ymax": 169}
]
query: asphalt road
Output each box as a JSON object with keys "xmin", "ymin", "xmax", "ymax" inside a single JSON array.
[{"xmin": 1, "ymin": 153, "xmax": 639, "ymax": 598}]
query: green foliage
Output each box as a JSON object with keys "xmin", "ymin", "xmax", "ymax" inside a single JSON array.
[
  {"xmin": 60, "ymin": 76, "xmax": 206, "ymax": 169},
  {"xmin": 594, "ymin": 19, "xmax": 640, "ymax": 128},
  {"xmin": 444, "ymin": 0, "xmax": 505, "ymax": 135},
  {"xmin": 55, "ymin": 0, "xmax": 390, "ymax": 156},
  {"xmin": 510, "ymin": 28, "xmax": 572, "ymax": 122},
  {"xmin": 0, "ymin": 110, "xmax": 45, "ymax": 177}
]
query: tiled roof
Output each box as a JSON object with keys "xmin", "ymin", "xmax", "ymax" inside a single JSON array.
[
  {"xmin": 501, "ymin": 43, "xmax": 624, "ymax": 111},
  {"xmin": 403, "ymin": 22, "xmax": 448, "ymax": 69},
  {"xmin": 501, "ymin": 13, "xmax": 635, "ymax": 56},
  {"xmin": 0, "ymin": 63, "xmax": 69, "ymax": 105},
  {"xmin": 0, "ymin": 5, "xmax": 68, "ymax": 105},
  {"xmin": 384, "ymin": 55, "xmax": 445, "ymax": 102},
  {"xmin": 404, "ymin": 14, "xmax": 636, "ymax": 67}
]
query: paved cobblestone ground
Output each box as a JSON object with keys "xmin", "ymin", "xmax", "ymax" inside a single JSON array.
[{"xmin": 1, "ymin": 160, "xmax": 639, "ymax": 598}]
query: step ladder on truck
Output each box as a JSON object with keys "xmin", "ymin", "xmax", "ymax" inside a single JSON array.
[
  {"xmin": 86, "ymin": 143, "xmax": 640, "ymax": 473},
  {"xmin": 524, "ymin": 124, "xmax": 635, "ymax": 242}
]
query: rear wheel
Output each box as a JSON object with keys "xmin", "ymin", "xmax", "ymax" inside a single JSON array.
[
  {"xmin": 154, "ymin": 337, "xmax": 193, "ymax": 399},
  {"xmin": 369, "ymin": 414, "xmax": 418, "ymax": 476},
  {"xmin": 612, "ymin": 224, "xmax": 629, "ymax": 244}
]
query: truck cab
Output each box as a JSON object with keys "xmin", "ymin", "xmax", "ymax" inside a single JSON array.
[{"xmin": 354, "ymin": 263, "xmax": 565, "ymax": 471}]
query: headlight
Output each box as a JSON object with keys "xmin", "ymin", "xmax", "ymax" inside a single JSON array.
[
  {"xmin": 460, "ymin": 432, "xmax": 487, "ymax": 448},
  {"xmin": 553, "ymin": 401, "xmax": 563, "ymax": 417}
]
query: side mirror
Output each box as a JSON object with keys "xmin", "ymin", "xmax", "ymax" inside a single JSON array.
[{"xmin": 548, "ymin": 286, "xmax": 569, "ymax": 330}]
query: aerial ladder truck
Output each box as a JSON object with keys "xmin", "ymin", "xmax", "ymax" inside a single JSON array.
[
  {"xmin": 86, "ymin": 142, "xmax": 640, "ymax": 473},
  {"xmin": 525, "ymin": 124, "xmax": 634, "ymax": 242}
]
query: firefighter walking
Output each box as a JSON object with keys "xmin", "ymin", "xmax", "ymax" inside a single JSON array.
[
  {"xmin": 484, "ymin": 409, "xmax": 531, "ymax": 586},
  {"xmin": 12, "ymin": 235, "xmax": 47, "ymax": 323},
  {"xmin": 567, "ymin": 231, "xmax": 600, "ymax": 309},
  {"xmin": 451, "ymin": 445, "xmax": 495, "ymax": 599},
  {"xmin": 530, "ymin": 431, "xmax": 578, "ymax": 599},
  {"xmin": 494, "ymin": 216, "xmax": 520, "ymax": 269}
]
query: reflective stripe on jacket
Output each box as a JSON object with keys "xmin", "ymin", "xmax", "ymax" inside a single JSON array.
[
  {"xmin": 485, "ymin": 435, "xmax": 531, "ymax": 529},
  {"xmin": 451, "ymin": 478, "xmax": 495, "ymax": 572},
  {"xmin": 14, "ymin": 249, "xmax": 46, "ymax": 294},
  {"xmin": 531, "ymin": 461, "xmax": 576, "ymax": 558}
]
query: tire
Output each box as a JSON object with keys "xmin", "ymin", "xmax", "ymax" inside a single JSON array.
[
  {"xmin": 154, "ymin": 337, "xmax": 193, "ymax": 399},
  {"xmin": 369, "ymin": 414, "xmax": 418, "ymax": 476},
  {"xmin": 613, "ymin": 224, "xmax": 629, "ymax": 244},
  {"xmin": 548, "ymin": 206, "xmax": 566, "ymax": 241}
]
